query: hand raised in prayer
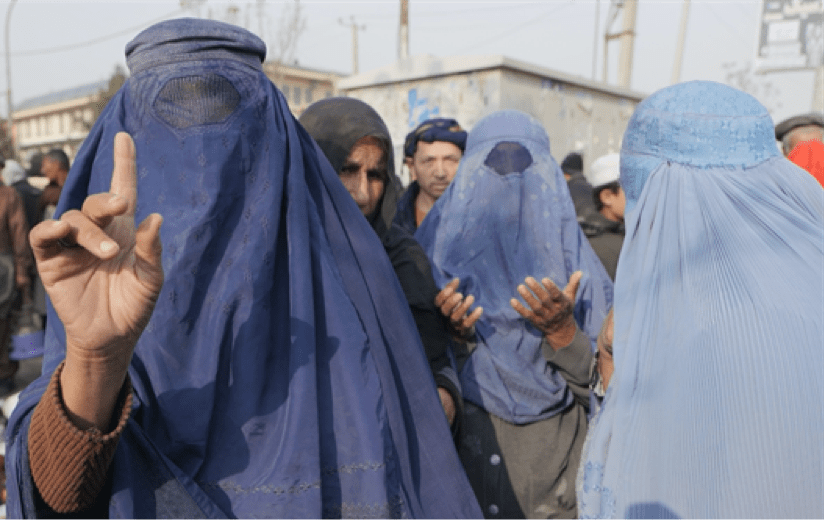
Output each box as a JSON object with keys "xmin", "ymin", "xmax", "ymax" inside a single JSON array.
[
  {"xmin": 30, "ymin": 132, "xmax": 163, "ymax": 430},
  {"xmin": 510, "ymin": 271, "xmax": 582, "ymax": 351},
  {"xmin": 435, "ymin": 278, "xmax": 483, "ymax": 341}
]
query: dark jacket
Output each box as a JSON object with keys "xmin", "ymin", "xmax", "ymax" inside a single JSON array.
[
  {"xmin": 582, "ymin": 212, "xmax": 625, "ymax": 281},
  {"xmin": 393, "ymin": 180, "xmax": 420, "ymax": 235},
  {"xmin": 299, "ymin": 98, "xmax": 462, "ymax": 433},
  {"xmin": 13, "ymin": 180, "xmax": 43, "ymax": 234}
]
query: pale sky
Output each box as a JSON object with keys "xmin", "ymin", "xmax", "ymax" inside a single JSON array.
[{"xmin": 1, "ymin": 0, "xmax": 818, "ymax": 124}]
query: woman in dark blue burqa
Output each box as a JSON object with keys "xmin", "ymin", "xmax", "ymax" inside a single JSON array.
[{"xmin": 5, "ymin": 18, "xmax": 481, "ymax": 519}]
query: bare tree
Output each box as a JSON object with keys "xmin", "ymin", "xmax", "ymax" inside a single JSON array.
[{"xmin": 269, "ymin": 0, "xmax": 307, "ymax": 84}]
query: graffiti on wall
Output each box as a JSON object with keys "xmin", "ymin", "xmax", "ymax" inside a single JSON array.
[{"xmin": 407, "ymin": 88, "xmax": 440, "ymax": 127}]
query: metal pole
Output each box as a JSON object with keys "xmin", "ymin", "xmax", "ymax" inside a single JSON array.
[
  {"xmin": 339, "ymin": 16, "xmax": 365, "ymax": 74},
  {"xmin": 5, "ymin": 0, "xmax": 17, "ymax": 159},
  {"xmin": 671, "ymin": 0, "xmax": 691, "ymax": 85},
  {"xmin": 592, "ymin": 0, "xmax": 600, "ymax": 80},
  {"xmin": 399, "ymin": 0, "xmax": 409, "ymax": 60},
  {"xmin": 352, "ymin": 17, "xmax": 358, "ymax": 74},
  {"xmin": 814, "ymin": 65, "xmax": 824, "ymax": 112},
  {"xmin": 617, "ymin": 0, "xmax": 637, "ymax": 88}
]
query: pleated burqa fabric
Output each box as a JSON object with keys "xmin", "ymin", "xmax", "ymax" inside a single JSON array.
[
  {"xmin": 578, "ymin": 81, "xmax": 824, "ymax": 518},
  {"xmin": 5, "ymin": 18, "xmax": 481, "ymax": 519}
]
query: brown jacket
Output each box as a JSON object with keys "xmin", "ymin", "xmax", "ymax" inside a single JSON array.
[{"xmin": 0, "ymin": 184, "xmax": 32, "ymax": 289}]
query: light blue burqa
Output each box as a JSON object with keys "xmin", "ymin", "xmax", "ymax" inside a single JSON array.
[
  {"xmin": 578, "ymin": 81, "xmax": 824, "ymax": 518},
  {"xmin": 415, "ymin": 110, "xmax": 612, "ymax": 424}
]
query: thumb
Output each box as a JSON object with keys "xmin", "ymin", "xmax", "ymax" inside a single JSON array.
[
  {"xmin": 563, "ymin": 271, "xmax": 582, "ymax": 303},
  {"xmin": 134, "ymin": 213, "xmax": 164, "ymax": 291}
]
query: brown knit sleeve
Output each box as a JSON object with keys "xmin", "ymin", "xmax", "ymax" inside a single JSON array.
[{"xmin": 27, "ymin": 361, "xmax": 133, "ymax": 514}]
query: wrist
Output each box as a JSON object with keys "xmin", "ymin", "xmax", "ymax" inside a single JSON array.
[
  {"xmin": 61, "ymin": 348, "xmax": 131, "ymax": 431},
  {"xmin": 545, "ymin": 321, "xmax": 577, "ymax": 351}
]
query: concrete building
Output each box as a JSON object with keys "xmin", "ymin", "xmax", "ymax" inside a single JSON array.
[
  {"xmin": 263, "ymin": 62, "xmax": 344, "ymax": 117},
  {"xmin": 337, "ymin": 55, "xmax": 647, "ymax": 184},
  {"xmin": 12, "ymin": 79, "xmax": 110, "ymax": 163}
]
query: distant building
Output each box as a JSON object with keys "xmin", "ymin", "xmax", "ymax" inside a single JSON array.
[
  {"xmin": 263, "ymin": 62, "xmax": 345, "ymax": 116},
  {"xmin": 337, "ymin": 55, "xmax": 647, "ymax": 184},
  {"xmin": 13, "ymin": 79, "xmax": 110, "ymax": 163}
]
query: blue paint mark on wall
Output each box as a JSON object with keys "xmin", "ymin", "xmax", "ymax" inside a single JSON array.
[{"xmin": 408, "ymin": 88, "xmax": 440, "ymax": 127}]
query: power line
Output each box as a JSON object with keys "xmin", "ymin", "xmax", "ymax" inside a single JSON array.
[
  {"xmin": 453, "ymin": 1, "xmax": 576, "ymax": 54},
  {"xmin": 701, "ymin": 2, "xmax": 752, "ymax": 51},
  {"xmin": 9, "ymin": 9, "xmax": 183, "ymax": 58},
  {"xmin": 346, "ymin": 2, "xmax": 554, "ymax": 21}
]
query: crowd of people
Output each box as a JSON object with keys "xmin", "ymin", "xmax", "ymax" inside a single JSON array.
[{"xmin": 0, "ymin": 17, "xmax": 822, "ymax": 519}]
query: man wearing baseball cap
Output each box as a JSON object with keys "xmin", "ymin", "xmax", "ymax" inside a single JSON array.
[
  {"xmin": 583, "ymin": 153, "xmax": 625, "ymax": 280},
  {"xmin": 394, "ymin": 118, "xmax": 467, "ymax": 234}
]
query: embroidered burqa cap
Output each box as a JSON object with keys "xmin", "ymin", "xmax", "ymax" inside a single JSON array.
[
  {"xmin": 6, "ymin": 18, "xmax": 481, "ymax": 519},
  {"xmin": 415, "ymin": 110, "xmax": 612, "ymax": 424},
  {"xmin": 578, "ymin": 81, "xmax": 824, "ymax": 518}
]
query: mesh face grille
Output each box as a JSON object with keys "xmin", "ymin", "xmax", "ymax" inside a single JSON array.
[
  {"xmin": 154, "ymin": 74, "xmax": 240, "ymax": 129},
  {"xmin": 483, "ymin": 141, "xmax": 533, "ymax": 175}
]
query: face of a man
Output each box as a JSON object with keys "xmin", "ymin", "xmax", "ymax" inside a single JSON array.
[
  {"xmin": 786, "ymin": 126, "xmax": 824, "ymax": 156},
  {"xmin": 41, "ymin": 157, "xmax": 65, "ymax": 186},
  {"xmin": 339, "ymin": 136, "xmax": 387, "ymax": 219},
  {"xmin": 412, "ymin": 140, "xmax": 462, "ymax": 204},
  {"xmin": 597, "ymin": 309, "xmax": 614, "ymax": 391},
  {"xmin": 600, "ymin": 185, "xmax": 626, "ymax": 222}
]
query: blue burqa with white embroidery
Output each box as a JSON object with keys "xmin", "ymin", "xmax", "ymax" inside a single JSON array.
[
  {"xmin": 415, "ymin": 110, "xmax": 612, "ymax": 424},
  {"xmin": 577, "ymin": 81, "xmax": 824, "ymax": 518},
  {"xmin": 5, "ymin": 19, "xmax": 481, "ymax": 519}
]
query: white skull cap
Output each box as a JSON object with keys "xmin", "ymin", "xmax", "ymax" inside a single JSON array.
[{"xmin": 586, "ymin": 153, "xmax": 621, "ymax": 188}]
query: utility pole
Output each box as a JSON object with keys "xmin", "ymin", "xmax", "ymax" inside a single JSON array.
[
  {"xmin": 339, "ymin": 16, "xmax": 366, "ymax": 74},
  {"xmin": 5, "ymin": 0, "xmax": 17, "ymax": 159},
  {"xmin": 671, "ymin": 0, "xmax": 691, "ymax": 84},
  {"xmin": 602, "ymin": 0, "xmax": 621, "ymax": 83},
  {"xmin": 399, "ymin": 0, "xmax": 409, "ymax": 60},
  {"xmin": 257, "ymin": 0, "xmax": 266, "ymax": 39},
  {"xmin": 591, "ymin": 0, "xmax": 600, "ymax": 80},
  {"xmin": 616, "ymin": 0, "xmax": 637, "ymax": 88},
  {"xmin": 603, "ymin": 0, "xmax": 637, "ymax": 87}
]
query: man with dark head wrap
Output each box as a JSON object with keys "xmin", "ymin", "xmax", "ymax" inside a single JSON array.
[
  {"xmin": 299, "ymin": 98, "xmax": 463, "ymax": 436},
  {"xmin": 393, "ymin": 117, "xmax": 467, "ymax": 233},
  {"xmin": 6, "ymin": 19, "xmax": 481, "ymax": 519}
]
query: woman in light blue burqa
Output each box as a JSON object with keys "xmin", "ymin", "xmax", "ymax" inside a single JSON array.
[
  {"xmin": 578, "ymin": 81, "xmax": 824, "ymax": 518},
  {"xmin": 416, "ymin": 110, "xmax": 613, "ymax": 518}
]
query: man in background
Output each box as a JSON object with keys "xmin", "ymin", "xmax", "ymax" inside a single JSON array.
[
  {"xmin": 582, "ymin": 153, "xmax": 625, "ymax": 280},
  {"xmin": 394, "ymin": 118, "xmax": 467, "ymax": 234},
  {"xmin": 775, "ymin": 112, "xmax": 824, "ymax": 156},
  {"xmin": 560, "ymin": 151, "xmax": 602, "ymax": 230},
  {"xmin": 0, "ymin": 154, "xmax": 32, "ymax": 396},
  {"xmin": 38, "ymin": 149, "xmax": 70, "ymax": 221}
]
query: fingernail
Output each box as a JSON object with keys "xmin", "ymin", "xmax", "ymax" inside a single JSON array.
[{"xmin": 100, "ymin": 240, "xmax": 117, "ymax": 253}]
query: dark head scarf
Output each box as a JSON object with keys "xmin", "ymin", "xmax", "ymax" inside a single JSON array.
[
  {"xmin": 298, "ymin": 97, "xmax": 403, "ymax": 241},
  {"xmin": 299, "ymin": 98, "xmax": 462, "ymax": 430},
  {"xmin": 7, "ymin": 19, "xmax": 480, "ymax": 519},
  {"xmin": 403, "ymin": 117, "xmax": 467, "ymax": 158}
]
